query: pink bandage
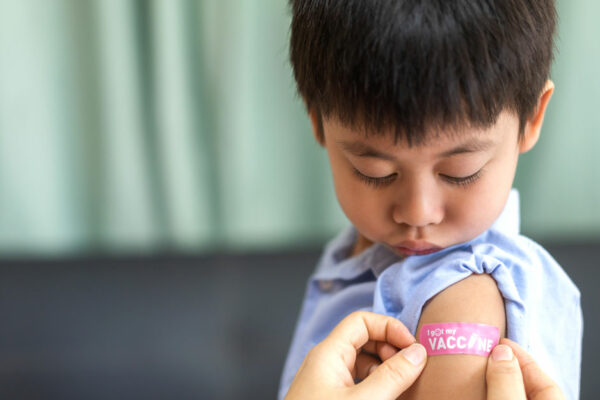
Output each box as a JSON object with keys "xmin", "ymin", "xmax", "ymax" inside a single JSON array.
[{"xmin": 419, "ymin": 322, "xmax": 500, "ymax": 356}]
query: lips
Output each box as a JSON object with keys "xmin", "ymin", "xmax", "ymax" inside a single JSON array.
[{"xmin": 394, "ymin": 240, "xmax": 443, "ymax": 256}]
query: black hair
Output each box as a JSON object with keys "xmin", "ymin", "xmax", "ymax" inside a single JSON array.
[{"xmin": 288, "ymin": 0, "xmax": 557, "ymax": 145}]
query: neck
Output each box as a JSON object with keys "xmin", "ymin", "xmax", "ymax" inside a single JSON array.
[{"xmin": 349, "ymin": 233, "xmax": 374, "ymax": 257}]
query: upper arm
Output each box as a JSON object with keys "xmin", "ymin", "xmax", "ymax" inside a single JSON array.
[{"xmin": 399, "ymin": 273, "xmax": 506, "ymax": 400}]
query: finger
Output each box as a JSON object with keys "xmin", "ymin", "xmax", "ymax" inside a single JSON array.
[
  {"xmin": 377, "ymin": 341, "xmax": 399, "ymax": 362},
  {"xmin": 362, "ymin": 340, "xmax": 379, "ymax": 356},
  {"xmin": 354, "ymin": 352, "xmax": 381, "ymax": 381},
  {"xmin": 327, "ymin": 311, "xmax": 415, "ymax": 354},
  {"xmin": 361, "ymin": 341, "xmax": 399, "ymax": 361},
  {"xmin": 352, "ymin": 343, "xmax": 427, "ymax": 400},
  {"xmin": 500, "ymin": 338, "xmax": 565, "ymax": 400},
  {"xmin": 486, "ymin": 344, "xmax": 527, "ymax": 400}
]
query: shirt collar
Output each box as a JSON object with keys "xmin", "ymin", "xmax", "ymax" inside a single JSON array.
[
  {"xmin": 489, "ymin": 188, "xmax": 520, "ymax": 236},
  {"xmin": 312, "ymin": 188, "xmax": 521, "ymax": 282},
  {"xmin": 312, "ymin": 226, "xmax": 399, "ymax": 281}
]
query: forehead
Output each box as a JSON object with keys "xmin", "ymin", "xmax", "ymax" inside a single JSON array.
[
  {"xmin": 324, "ymin": 110, "xmax": 518, "ymax": 155},
  {"xmin": 337, "ymin": 136, "xmax": 495, "ymax": 161}
]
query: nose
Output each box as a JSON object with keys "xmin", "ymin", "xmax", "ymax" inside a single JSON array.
[{"xmin": 392, "ymin": 180, "xmax": 444, "ymax": 228}]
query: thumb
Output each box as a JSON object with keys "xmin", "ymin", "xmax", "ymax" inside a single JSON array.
[
  {"xmin": 486, "ymin": 344, "xmax": 527, "ymax": 400},
  {"xmin": 352, "ymin": 343, "xmax": 426, "ymax": 400}
]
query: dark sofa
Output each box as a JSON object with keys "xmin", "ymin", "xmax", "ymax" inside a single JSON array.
[{"xmin": 0, "ymin": 242, "xmax": 596, "ymax": 399}]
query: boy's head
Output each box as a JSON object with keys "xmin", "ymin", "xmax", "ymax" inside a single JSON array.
[{"xmin": 289, "ymin": 0, "xmax": 557, "ymax": 256}]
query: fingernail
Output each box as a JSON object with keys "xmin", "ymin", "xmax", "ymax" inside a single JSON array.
[
  {"xmin": 492, "ymin": 344, "xmax": 513, "ymax": 361},
  {"xmin": 368, "ymin": 365, "xmax": 377, "ymax": 375},
  {"xmin": 402, "ymin": 343, "xmax": 426, "ymax": 366}
]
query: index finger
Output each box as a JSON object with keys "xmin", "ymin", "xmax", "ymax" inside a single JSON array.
[{"xmin": 326, "ymin": 311, "xmax": 416, "ymax": 352}]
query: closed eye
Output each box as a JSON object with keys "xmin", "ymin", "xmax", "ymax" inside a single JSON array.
[
  {"xmin": 440, "ymin": 169, "xmax": 483, "ymax": 187},
  {"xmin": 351, "ymin": 167, "xmax": 397, "ymax": 188}
]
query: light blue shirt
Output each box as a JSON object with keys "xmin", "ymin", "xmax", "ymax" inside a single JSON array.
[{"xmin": 278, "ymin": 189, "xmax": 582, "ymax": 399}]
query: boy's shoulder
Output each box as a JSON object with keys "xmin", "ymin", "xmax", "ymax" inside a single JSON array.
[
  {"xmin": 471, "ymin": 229, "xmax": 580, "ymax": 298},
  {"xmin": 372, "ymin": 227, "xmax": 582, "ymax": 344},
  {"xmin": 389, "ymin": 228, "xmax": 581, "ymax": 301}
]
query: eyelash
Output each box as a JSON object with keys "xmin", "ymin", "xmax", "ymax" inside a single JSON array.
[
  {"xmin": 351, "ymin": 167, "xmax": 397, "ymax": 188},
  {"xmin": 441, "ymin": 170, "xmax": 483, "ymax": 187},
  {"xmin": 351, "ymin": 167, "xmax": 483, "ymax": 189}
]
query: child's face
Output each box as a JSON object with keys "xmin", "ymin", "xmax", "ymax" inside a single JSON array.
[{"xmin": 314, "ymin": 110, "xmax": 533, "ymax": 257}]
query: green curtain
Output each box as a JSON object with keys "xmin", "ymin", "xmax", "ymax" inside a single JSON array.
[
  {"xmin": 513, "ymin": 0, "xmax": 600, "ymax": 240},
  {"xmin": 0, "ymin": 0, "xmax": 597, "ymax": 256}
]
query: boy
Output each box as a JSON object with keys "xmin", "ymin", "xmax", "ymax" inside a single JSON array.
[{"xmin": 279, "ymin": 1, "xmax": 582, "ymax": 399}]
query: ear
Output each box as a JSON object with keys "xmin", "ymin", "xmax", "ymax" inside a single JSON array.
[
  {"xmin": 308, "ymin": 107, "xmax": 326, "ymax": 146},
  {"xmin": 519, "ymin": 80, "xmax": 555, "ymax": 154}
]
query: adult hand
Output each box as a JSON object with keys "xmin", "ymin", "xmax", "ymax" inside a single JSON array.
[
  {"xmin": 285, "ymin": 311, "xmax": 564, "ymax": 400},
  {"xmin": 486, "ymin": 338, "xmax": 565, "ymax": 400},
  {"xmin": 284, "ymin": 311, "xmax": 427, "ymax": 400}
]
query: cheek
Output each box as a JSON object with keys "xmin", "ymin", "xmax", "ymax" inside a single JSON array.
[
  {"xmin": 334, "ymin": 177, "xmax": 377, "ymax": 219},
  {"xmin": 448, "ymin": 168, "xmax": 514, "ymax": 234},
  {"xmin": 330, "ymin": 164, "xmax": 388, "ymax": 233}
]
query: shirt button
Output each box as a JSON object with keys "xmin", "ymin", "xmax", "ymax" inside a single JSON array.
[{"xmin": 319, "ymin": 280, "xmax": 334, "ymax": 292}]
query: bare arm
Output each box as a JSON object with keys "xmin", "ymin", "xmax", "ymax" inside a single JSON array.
[{"xmin": 399, "ymin": 273, "xmax": 506, "ymax": 400}]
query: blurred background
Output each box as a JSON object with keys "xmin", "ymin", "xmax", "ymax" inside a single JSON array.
[{"xmin": 0, "ymin": 0, "xmax": 597, "ymax": 399}]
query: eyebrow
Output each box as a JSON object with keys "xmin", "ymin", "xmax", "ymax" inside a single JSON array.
[{"xmin": 337, "ymin": 139, "xmax": 495, "ymax": 160}]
